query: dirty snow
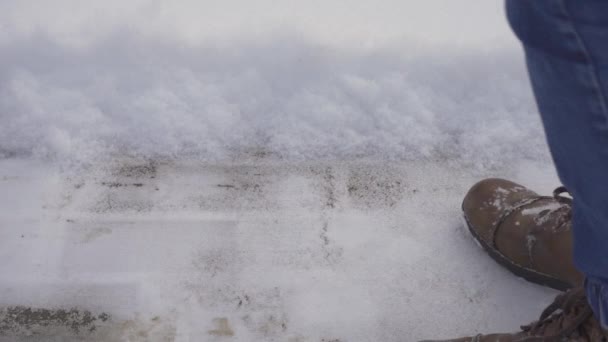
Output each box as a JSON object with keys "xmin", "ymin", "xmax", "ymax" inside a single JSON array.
[{"xmin": 0, "ymin": 1, "xmax": 565, "ymax": 341}]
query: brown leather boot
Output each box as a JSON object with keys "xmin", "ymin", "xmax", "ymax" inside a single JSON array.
[
  {"xmin": 420, "ymin": 288, "xmax": 608, "ymax": 341},
  {"xmin": 462, "ymin": 178, "xmax": 584, "ymax": 290}
]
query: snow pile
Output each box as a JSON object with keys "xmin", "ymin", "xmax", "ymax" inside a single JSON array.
[
  {"xmin": 0, "ymin": 1, "xmax": 550, "ymax": 170},
  {"xmin": 0, "ymin": 35, "xmax": 548, "ymax": 168}
]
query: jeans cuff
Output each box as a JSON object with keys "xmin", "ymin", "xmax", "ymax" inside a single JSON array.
[{"xmin": 585, "ymin": 276, "xmax": 608, "ymax": 330}]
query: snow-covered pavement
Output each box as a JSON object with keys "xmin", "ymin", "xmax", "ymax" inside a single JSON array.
[{"xmin": 0, "ymin": 158, "xmax": 560, "ymax": 341}]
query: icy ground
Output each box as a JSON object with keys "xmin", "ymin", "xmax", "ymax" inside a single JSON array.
[{"xmin": 0, "ymin": 0, "xmax": 563, "ymax": 341}]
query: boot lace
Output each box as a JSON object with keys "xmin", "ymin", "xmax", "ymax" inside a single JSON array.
[
  {"xmin": 553, "ymin": 186, "xmax": 573, "ymax": 205},
  {"xmin": 489, "ymin": 186, "xmax": 572, "ymax": 249}
]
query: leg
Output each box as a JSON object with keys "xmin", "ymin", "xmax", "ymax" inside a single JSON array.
[
  {"xmin": 421, "ymin": 2, "xmax": 608, "ymax": 340},
  {"xmin": 507, "ymin": 0, "xmax": 608, "ymax": 326}
]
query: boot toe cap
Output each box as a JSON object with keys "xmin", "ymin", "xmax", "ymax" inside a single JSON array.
[{"xmin": 462, "ymin": 178, "xmax": 538, "ymax": 244}]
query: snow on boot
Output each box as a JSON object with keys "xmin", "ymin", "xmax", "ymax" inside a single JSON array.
[{"xmin": 462, "ymin": 178, "xmax": 583, "ymax": 291}]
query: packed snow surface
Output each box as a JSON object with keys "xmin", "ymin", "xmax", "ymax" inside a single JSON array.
[{"xmin": 0, "ymin": 1, "xmax": 562, "ymax": 341}]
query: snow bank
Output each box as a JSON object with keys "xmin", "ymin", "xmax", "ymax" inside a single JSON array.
[
  {"xmin": 0, "ymin": 0, "xmax": 550, "ymax": 170},
  {"xmin": 0, "ymin": 33, "xmax": 548, "ymax": 169}
]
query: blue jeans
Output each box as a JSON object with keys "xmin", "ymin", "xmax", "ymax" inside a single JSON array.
[{"xmin": 506, "ymin": 0, "xmax": 608, "ymax": 327}]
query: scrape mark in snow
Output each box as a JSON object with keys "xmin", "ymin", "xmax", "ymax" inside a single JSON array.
[
  {"xmin": 319, "ymin": 221, "xmax": 343, "ymax": 266},
  {"xmin": 323, "ymin": 167, "xmax": 337, "ymax": 210},
  {"xmin": 0, "ymin": 307, "xmax": 176, "ymax": 341},
  {"xmin": 0, "ymin": 306, "xmax": 109, "ymax": 335}
]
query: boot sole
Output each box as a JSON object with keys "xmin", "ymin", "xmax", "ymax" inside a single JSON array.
[{"xmin": 463, "ymin": 213, "xmax": 572, "ymax": 292}]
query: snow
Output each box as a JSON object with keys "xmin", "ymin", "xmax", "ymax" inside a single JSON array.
[
  {"xmin": 521, "ymin": 202, "xmax": 564, "ymax": 217},
  {"xmin": 0, "ymin": 1, "xmax": 565, "ymax": 341},
  {"xmin": 0, "ymin": 1, "xmax": 547, "ymax": 169},
  {"xmin": 0, "ymin": 159, "xmax": 560, "ymax": 341},
  {"xmin": 0, "ymin": 36, "xmax": 546, "ymax": 168}
]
